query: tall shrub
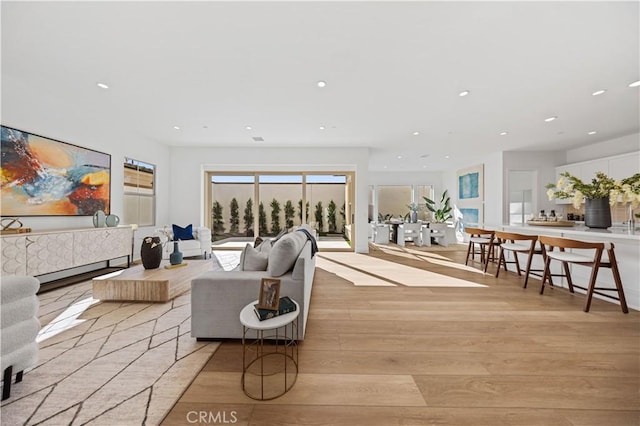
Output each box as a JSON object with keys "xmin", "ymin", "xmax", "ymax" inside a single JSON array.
[
  {"xmin": 243, "ymin": 198, "xmax": 254, "ymax": 236},
  {"xmin": 284, "ymin": 200, "xmax": 295, "ymax": 229},
  {"xmin": 298, "ymin": 199, "xmax": 309, "ymax": 222},
  {"xmin": 212, "ymin": 201, "xmax": 225, "ymax": 235},
  {"xmin": 327, "ymin": 200, "xmax": 337, "ymax": 233},
  {"xmin": 258, "ymin": 202, "xmax": 268, "ymax": 235},
  {"xmin": 229, "ymin": 198, "xmax": 239, "ymax": 234},
  {"xmin": 270, "ymin": 198, "xmax": 281, "ymax": 235},
  {"xmin": 314, "ymin": 201, "xmax": 324, "ymax": 232}
]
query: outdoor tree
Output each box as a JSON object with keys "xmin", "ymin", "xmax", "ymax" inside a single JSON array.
[
  {"xmin": 314, "ymin": 201, "xmax": 324, "ymax": 232},
  {"xmin": 212, "ymin": 201, "xmax": 225, "ymax": 235},
  {"xmin": 340, "ymin": 203, "xmax": 346, "ymax": 232},
  {"xmin": 229, "ymin": 198, "xmax": 239, "ymax": 234},
  {"xmin": 284, "ymin": 200, "xmax": 295, "ymax": 229},
  {"xmin": 298, "ymin": 199, "xmax": 309, "ymax": 222},
  {"xmin": 327, "ymin": 200, "xmax": 337, "ymax": 233},
  {"xmin": 243, "ymin": 198, "xmax": 254, "ymax": 236},
  {"xmin": 258, "ymin": 202, "xmax": 268, "ymax": 235},
  {"xmin": 270, "ymin": 198, "xmax": 281, "ymax": 235}
]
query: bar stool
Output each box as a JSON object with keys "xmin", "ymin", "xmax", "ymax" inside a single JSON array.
[
  {"xmin": 538, "ymin": 236, "xmax": 628, "ymax": 314},
  {"xmin": 494, "ymin": 231, "xmax": 547, "ymax": 288},
  {"xmin": 464, "ymin": 227, "xmax": 498, "ymax": 273}
]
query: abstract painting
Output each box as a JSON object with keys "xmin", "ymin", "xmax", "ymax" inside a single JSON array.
[
  {"xmin": 458, "ymin": 164, "xmax": 484, "ymax": 201},
  {"xmin": 460, "ymin": 207, "xmax": 483, "ymax": 227},
  {"xmin": 1, "ymin": 126, "xmax": 111, "ymax": 216}
]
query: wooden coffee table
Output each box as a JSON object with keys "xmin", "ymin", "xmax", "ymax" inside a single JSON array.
[{"xmin": 92, "ymin": 259, "xmax": 212, "ymax": 302}]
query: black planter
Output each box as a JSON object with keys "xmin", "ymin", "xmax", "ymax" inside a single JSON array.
[
  {"xmin": 140, "ymin": 236, "xmax": 163, "ymax": 269},
  {"xmin": 585, "ymin": 197, "xmax": 612, "ymax": 229}
]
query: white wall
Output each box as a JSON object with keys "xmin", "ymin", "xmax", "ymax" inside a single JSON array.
[
  {"xmin": 566, "ymin": 133, "xmax": 640, "ymax": 163},
  {"xmin": 2, "ymin": 76, "xmax": 171, "ymax": 259},
  {"xmin": 167, "ymin": 146, "xmax": 371, "ymax": 253}
]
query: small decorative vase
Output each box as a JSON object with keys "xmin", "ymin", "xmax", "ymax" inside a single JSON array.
[
  {"xmin": 105, "ymin": 214, "xmax": 120, "ymax": 227},
  {"xmin": 410, "ymin": 211, "xmax": 418, "ymax": 223},
  {"xmin": 93, "ymin": 210, "xmax": 106, "ymax": 227},
  {"xmin": 170, "ymin": 241, "xmax": 183, "ymax": 265},
  {"xmin": 141, "ymin": 236, "xmax": 163, "ymax": 269},
  {"xmin": 585, "ymin": 197, "xmax": 612, "ymax": 229}
]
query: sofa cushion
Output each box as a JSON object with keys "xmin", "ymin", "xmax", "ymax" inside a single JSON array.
[
  {"xmin": 239, "ymin": 244, "xmax": 269, "ymax": 271},
  {"xmin": 172, "ymin": 224, "xmax": 195, "ymax": 240},
  {"xmin": 268, "ymin": 231, "xmax": 307, "ymax": 277}
]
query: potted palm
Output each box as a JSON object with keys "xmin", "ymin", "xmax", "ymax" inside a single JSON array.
[{"xmin": 423, "ymin": 190, "xmax": 452, "ymax": 223}]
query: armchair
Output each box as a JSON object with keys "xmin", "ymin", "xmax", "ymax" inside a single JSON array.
[{"xmin": 156, "ymin": 225, "xmax": 211, "ymax": 259}]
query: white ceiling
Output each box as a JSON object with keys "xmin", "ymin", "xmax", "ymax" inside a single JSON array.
[{"xmin": 2, "ymin": 1, "xmax": 639, "ymax": 171}]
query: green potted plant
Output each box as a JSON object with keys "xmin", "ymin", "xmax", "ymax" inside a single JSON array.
[
  {"xmin": 423, "ymin": 190, "xmax": 452, "ymax": 223},
  {"xmin": 546, "ymin": 171, "xmax": 640, "ymax": 228}
]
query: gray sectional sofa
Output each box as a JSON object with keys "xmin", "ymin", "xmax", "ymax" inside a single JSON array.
[{"xmin": 190, "ymin": 230, "xmax": 316, "ymax": 340}]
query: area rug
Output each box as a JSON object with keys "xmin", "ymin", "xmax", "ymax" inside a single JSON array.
[{"xmin": 0, "ymin": 273, "xmax": 220, "ymax": 425}]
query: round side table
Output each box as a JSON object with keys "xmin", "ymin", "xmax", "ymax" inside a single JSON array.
[{"xmin": 239, "ymin": 299, "xmax": 299, "ymax": 400}]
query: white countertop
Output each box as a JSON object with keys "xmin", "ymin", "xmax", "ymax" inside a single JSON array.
[{"xmin": 495, "ymin": 223, "xmax": 640, "ymax": 241}]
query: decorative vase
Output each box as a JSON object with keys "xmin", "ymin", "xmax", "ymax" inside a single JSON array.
[
  {"xmin": 585, "ymin": 197, "xmax": 612, "ymax": 229},
  {"xmin": 105, "ymin": 214, "xmax": 120, "ymax": 227},
  {"xmin": 140, "ymin": 236, "xmax": 163, "ymax": 269},
  {"xmin": 170, "ymin": 241, "xmax": 183, "ymax": 265},
  {"xmin": 93, "ymin": 210, "xmax": 106, "ymax": 227},
  {"xmin": 410, "ymin": 211, "xmax": 418, "ymax": 223}
]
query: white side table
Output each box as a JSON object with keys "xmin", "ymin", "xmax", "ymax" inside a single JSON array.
[{"xmin": 239, "ymin": 299, "xmax": 299, "ymax": 400}]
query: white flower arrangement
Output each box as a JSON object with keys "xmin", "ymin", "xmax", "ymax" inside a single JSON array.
[{"xmin": 546, "ymin": 171, "xmax": 640, "ymax": 209}]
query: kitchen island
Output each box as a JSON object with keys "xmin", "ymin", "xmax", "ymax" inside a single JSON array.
[{"xmin": 490, "ymin": 223, "xmax": 639, "ymax": 311}]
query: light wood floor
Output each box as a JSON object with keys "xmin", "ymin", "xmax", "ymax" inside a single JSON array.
[{"xmin": 163, "ymin": 243, "xmax": 640, "ymax": 425}]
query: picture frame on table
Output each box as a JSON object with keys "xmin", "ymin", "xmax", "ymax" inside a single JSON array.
[{"xmin": 258, "ymin": 278, "xmax": 281, "ymax": 311}]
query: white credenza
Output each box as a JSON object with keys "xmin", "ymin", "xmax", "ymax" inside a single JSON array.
[{"xmin": 1, "ymin": 227, "xmax": 132, "ymax": 277}]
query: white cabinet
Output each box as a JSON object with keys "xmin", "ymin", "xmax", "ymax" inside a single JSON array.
[
  {"xmin": 1, "ymin": 227, "xmax": 132, "ymax": 277},
  {"xmin": 608, "ymin": 152, "xmax": 640, "ymax": 181}
]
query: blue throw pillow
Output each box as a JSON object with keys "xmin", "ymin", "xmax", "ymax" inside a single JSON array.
[{"xmin": 172, "ymin": 224, "xmax": 195, "ymax": 241}]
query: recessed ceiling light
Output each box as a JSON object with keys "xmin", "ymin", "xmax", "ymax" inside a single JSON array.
[
  {"xmin": 173, "ymin": 126, "xmax": 180, "ymax": 130},
  {"xmin": 544, "ymin": 116, "xmax": 557, "ymax": 122},
  {"xmin": 245, "ymin": 126, "xmax": 252, "ymax": 130},
  {"xmin": 412, "ymin": 131, "xmax": 420, "ymax": 136},
  {"xmin": 397, "ymin": 155, "xmax": 403, "ymax": 159},
  {"xmin": 459, "ymin": 90, "xmax": 470, "ymax": 97},
  {"xmin": 444, "ymin": 155, "xmax": 450, "ymax": 159},
  {"xmin": 500, "ymin": 131, "xmax": 508, "ymax": 136},
  {"xmin": 420, "ymin": 154, "xmax": 429, "ymax": 158},
  {"xmin": 319, "ymin": 126, "xmax": 326, "ymax": 130},
  {"xmin": 383, "ymin": 165, "xmax": 388, "ymax": 169},
  {"xmin": 422, "ymin": 165, "xmax": 427, "ymax": 169},
  {"xmin": 588, "ymin": 131, "xmax": 597, "ymax": 135},
  {"xmin": 592, "ymin": 89, "xmax": 606, "ymax": 96},
  {"xmin": 96, "ymin": 82, "xmax": 109, "ymax": 89},
  {"xmin": 628, "ymin": 80, "xmax": 640, "ymax": 87},
  {"xmin": 317, "ymin": 80, "xmax": 327, "ymax": 88},
  {"xmin": 252, "ymin": 136, "xmax": 264, "ymax": 142},
  {"xmin": 203, "ymin": 125, "xmax": 208, "ymax": 129}
]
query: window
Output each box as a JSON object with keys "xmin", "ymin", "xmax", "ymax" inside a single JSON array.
[{"xmin": 122, "ymin": 157, "xmax": 155, "ymax": 226}]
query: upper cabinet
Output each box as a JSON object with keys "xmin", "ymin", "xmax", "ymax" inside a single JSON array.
[
  {"xmin": 608, "ymin": 152, "xmax": 640, "ymax": 181},
  {"xmin": 554, "ymin": 152, "xmax": 639, "ymax": 204}
]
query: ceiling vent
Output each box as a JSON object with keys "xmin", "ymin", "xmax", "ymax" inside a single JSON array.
[{"xmin": 252, "ymin": 136, "xmax": 264, "ymax": 142}]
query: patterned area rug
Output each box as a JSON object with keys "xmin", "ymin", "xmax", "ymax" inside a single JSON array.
[{"xmin": 0, "ymin": 269, "xmax": 221, "ymax": 425}]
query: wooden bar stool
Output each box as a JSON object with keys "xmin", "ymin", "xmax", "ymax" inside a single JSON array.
[
  {"xmin": 538, "ymin": 236, "xmax": 628, "ymax": 313},
  {"xmin": 464, "ymin": 227, "xmax": 498, "ymax": 273},
  {"xmin": 494, "ymin": 231, "xmax": 547, "ymax": 288}
]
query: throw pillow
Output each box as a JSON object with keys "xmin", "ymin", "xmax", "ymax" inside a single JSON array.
[
  {"xmin": 239, "ymin": 244, "xmax": 269, "ymax": 271},
  {"xmin": 268, "ymin": 231, "xmax": 307, "ymax": 277},
  {"xmin": 172, "ymin": 224, "xmax": 195, "ymax": 241},
  {"xmin": 270, "ymin": 229, "xmax": 288, "ymax": 246}
]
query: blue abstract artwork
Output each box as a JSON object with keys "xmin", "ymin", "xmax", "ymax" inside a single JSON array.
[
  {"xmin": 460, "ymin": 208, "xmax": 480, "ymax": 226},
  {"xmin": 459, "ymin": 172, "xmax": 480, "ymax": 199}
]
